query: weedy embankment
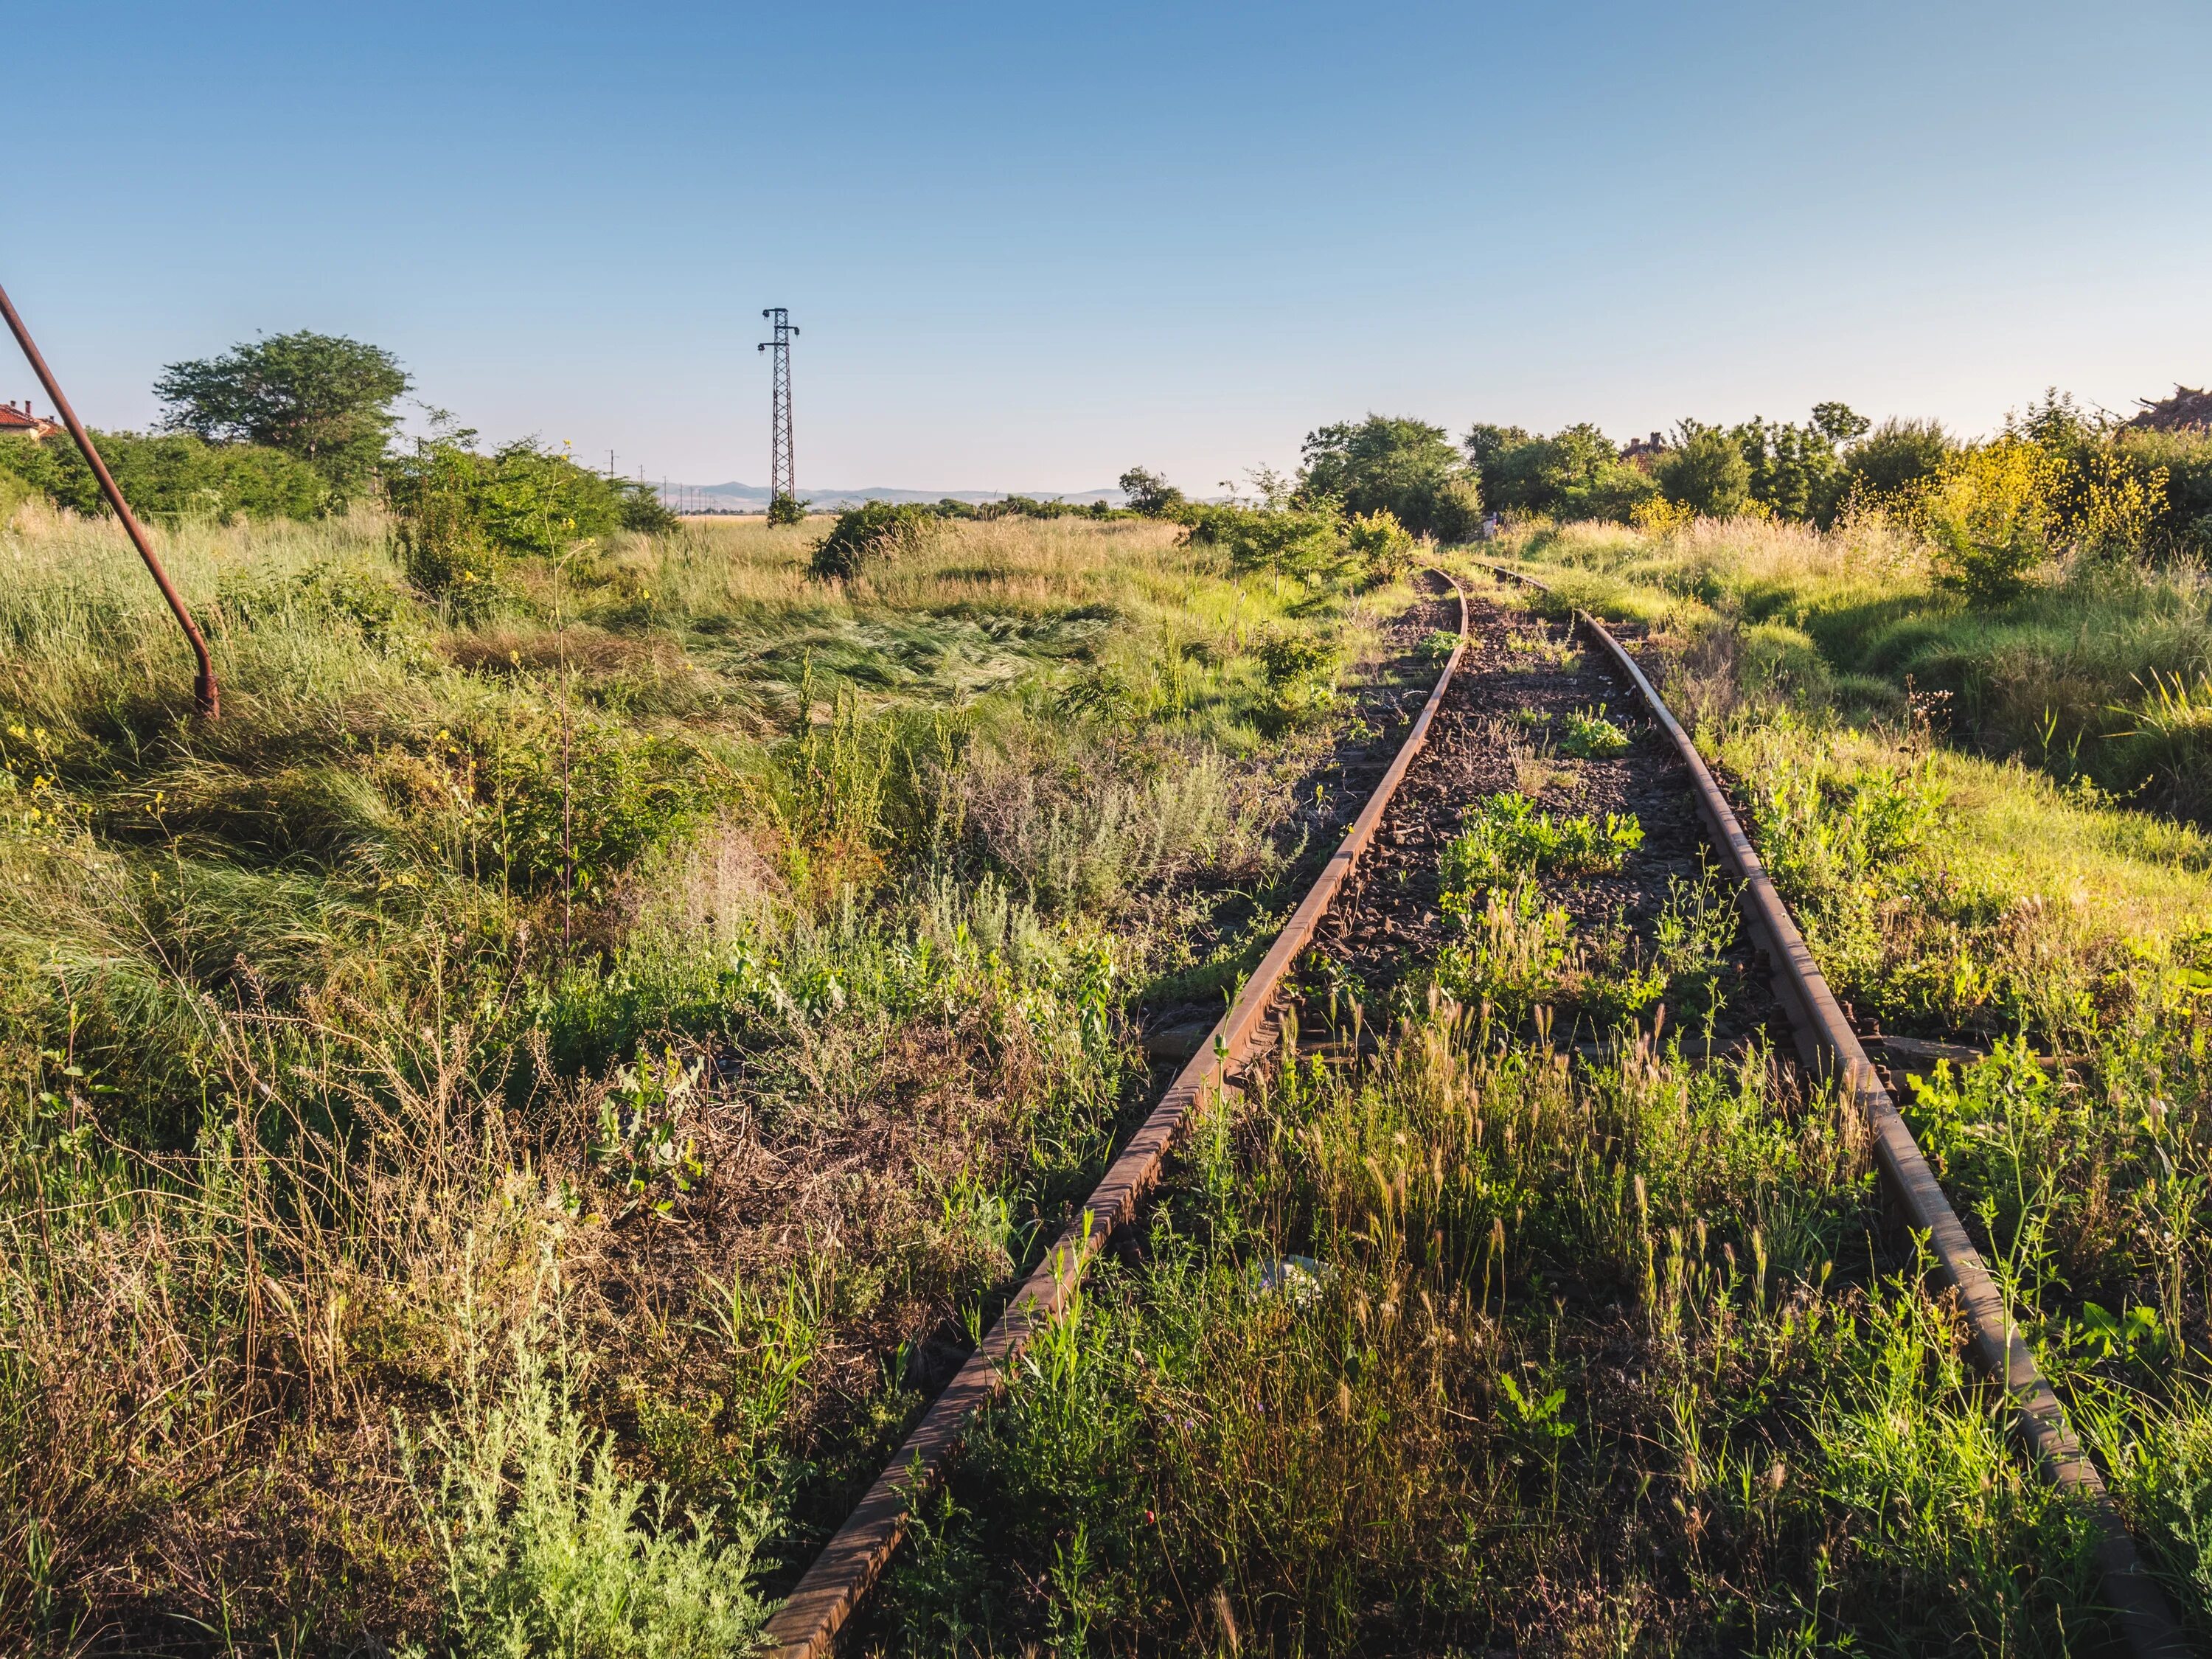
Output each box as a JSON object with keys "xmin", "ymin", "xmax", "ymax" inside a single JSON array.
[{"xmin": 1502, "ymin": 529, "xmax": 2212, "ymax": 1646}]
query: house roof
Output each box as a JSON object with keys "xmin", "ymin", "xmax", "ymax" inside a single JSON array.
[{"xmin": 0, "ymin": 401, "xmax": 60, "ymax": 437}]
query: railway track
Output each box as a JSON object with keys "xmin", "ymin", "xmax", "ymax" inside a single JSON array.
[{"xmin": 763, "ymin": 566, "xmax": 2186, "ymax": 1658}]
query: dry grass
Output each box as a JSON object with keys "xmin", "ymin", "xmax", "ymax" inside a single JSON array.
[{"xmin": 0, "ymin": 501, "xmax": 1408, "ymax": 1652}]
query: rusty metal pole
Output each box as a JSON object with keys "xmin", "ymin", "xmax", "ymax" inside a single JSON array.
[{"xmin": 0, "ymin": 279, "xmax": 220, "ymax": 719}]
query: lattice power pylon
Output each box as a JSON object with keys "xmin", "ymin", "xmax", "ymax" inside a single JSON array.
[{"xmin": 757, "ymin": 307, "xmax": 798, "ymax": 505}]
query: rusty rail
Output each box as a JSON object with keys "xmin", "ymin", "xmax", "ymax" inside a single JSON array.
[
  {"xmin": 1471, "ymin": 558, "xmax": 2187, "ymax": 1659},
  {"xmin": 0, "ymin": 278, "xmax": 219, "ymax": 719},
  {"xmin": 759, "ymin": 574, "xmax": 1472, "ymax": 1659}
]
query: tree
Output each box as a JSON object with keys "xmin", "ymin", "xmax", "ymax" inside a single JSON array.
[
  {"xmin": 1812, "ymin": 402, "xmax": 1871, "ymax": 446},
  {"xmin": 1846, "ymin": 419, "xmax": 1954, "ymax": 497},
  {"xmin": 1464, "ymin": 421, "xmax": 1650, "ymax": 522},
  {"xmin": 1655, "ymin": 426, "xmax": 1751, "ymax": 518},
  {"xmin": 1461, "ymin": 423, "xmax": 1534, "ymax": 479},
  {"xmin": 155, "ymin": 330, "xmax": 411, "ymax": 496},
  {"xmin": 767, "ymin": 492, "xmax": 809, "ymax": 525},
  {"xmin": 1117, "ymin": 467, "xmax": 1185, "ymax": 517},
  {"xmin": 619, "ymin": 481, "xmax": 681, "ymax": 535},
  {"xmin": 1298, "ymin": 415, "xmax": 1481, "ymax": 541},
  {"xmin": 1733, "ymin": 414, "xmax": 1850, "ymax": 524}
]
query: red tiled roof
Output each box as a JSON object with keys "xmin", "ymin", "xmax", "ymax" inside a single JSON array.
[{"xmin": 0, "ymin": 403, "xmax": 60, "ymax": 437}]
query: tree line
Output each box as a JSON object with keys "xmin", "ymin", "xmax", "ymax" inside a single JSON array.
[
  {"xmin": 1112, "ymin": 394, "xmax": 2212, "ymax": 599},
  {"xmin": 0, "ymin": 330, "xmax": 672, "ymax": 540}
]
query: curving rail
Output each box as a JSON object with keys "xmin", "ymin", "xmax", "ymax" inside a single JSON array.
[
  {"xmin": 1472, "ymin": 557, "xmax": 2185, "ymax": 1659},
  {"xmin": 759, "ymin": 573, "xmax": 1474, "ymax": 1658}
]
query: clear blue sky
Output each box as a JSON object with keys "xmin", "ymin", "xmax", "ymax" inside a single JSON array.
[{"xmin": 5, "ymin": 1, "xmax": 2208, "ymax": 494}]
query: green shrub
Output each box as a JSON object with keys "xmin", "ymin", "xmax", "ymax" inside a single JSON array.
[
  {"xmin": 0, "ymin": 430, "xmax": 330, "ymax": 523},
  {"xmin": 1255, "ymin": 630, "xmax": 1337, "ymax": 688},
  {"xmin": 407, "ymin": 1336, "xmax": 768, "ymax": 1659},
  {"xmin": 1346, "ymin": 507, "xmax": 1416, "ymax": 582},
  {"xmin": 2121, "ymin": 427, "xmax": 2212, "ymax": 554},
  {"xmin": 1178, "ymin": 501, "xmax": 1346, "ymax": 584},
  {"xmin": 386, "ymin": 436, "xmax": 630, "ymax": 608},
  {"xmin": 766, "ymin": 492, "xmax": 807, "ymax": 526},
  {"xmin": 472, "ymin": 717, "xmax": 712, "ymax": 898},
  {"xmin": 810, "ymin": 501, "xmax": 936, "ymax": 580},
  {"xmin": 1914, "ymin": 438, "xmax": 2062, "ymax": 600},
  {"xmin": 1847, "ymin": 418, "xmax": 1955, "ymax": 497}
]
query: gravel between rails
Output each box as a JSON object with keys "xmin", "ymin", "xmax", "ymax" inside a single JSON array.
[{"xmin": 1297, "ymin": 588, "xmax": 1789, "ymax": 1060}]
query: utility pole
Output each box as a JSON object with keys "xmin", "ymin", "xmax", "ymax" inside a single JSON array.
[{"xmin": 757, "ymin": 307, "xmax": 798, "ymax": 509}]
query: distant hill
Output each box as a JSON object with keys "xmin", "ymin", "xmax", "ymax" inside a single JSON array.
[{"xmin": 659, "ymin": 481, "xmax": 1126, "ymax": 512}]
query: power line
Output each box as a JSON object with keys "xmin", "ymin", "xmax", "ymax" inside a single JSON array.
[{"xmin": 757, "ymin": 307, "xmax": 798, "ymax": 505}]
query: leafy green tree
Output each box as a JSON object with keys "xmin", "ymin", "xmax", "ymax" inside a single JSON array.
[
  {"xmin": 1733, "ymin": 415, "xmax": 1849, "ymax": 524},
  {"xmin": 1299, "ymin": 415, "xmax": 1481, "ymax": 540},
  {"xmin": 155, "ymin": 330, "xmax": 410, "ymax": 496},
  {"xmin": 767, "ymin": 492, "xmax": 808, "ymax": 525},
  {"xmin": 1461, "ymin": 423, "xmax": 1535, "ymax": 480},
  {"xmin": 1466, "ymin": 422, "xmax": 1649, "ymax": 521},
  {"xmin": 1655, "ymin": 426, "xmax": 1752, "ymax": 518},
  {"xmin": 1846, "ymin": 419, "xmax": 1955, "ymax": 496},
  {"xmin": 1812, "ymin": 402, "xmax": 1871, "ymax": 446},
  {"xmin": 619, "ymin": 481, "xmax": 681, "ymax": 535},
  {"xmin": 1117, "ymin": 467, "xmax": 1185, "ymax": 518}
]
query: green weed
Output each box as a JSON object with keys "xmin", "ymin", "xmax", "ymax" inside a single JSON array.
[
  {"xmin": 1559, "ymin": 702, "xmax": 1631, "ymax": 759},
  {"xmin": 1438, "ymin": 791, "xmax": 1643, "ymax": 920}
]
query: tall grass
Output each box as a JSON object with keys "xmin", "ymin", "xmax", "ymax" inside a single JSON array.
[
  {"xmin": 1483, "ymin": 512, "xmax": 2212, "ymax": 820},
  {"xmin": 0, "ymin": 501, "xmax": 1400, "ymax": 1649}
]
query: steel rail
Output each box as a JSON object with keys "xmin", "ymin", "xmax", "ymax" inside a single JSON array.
[
  {"xmin": 759, "ymin": 574, "xmax": 1472, "ymax": 1659},
  {"xmin": 1471, "ymin": 557, "xmax": 2187, "ymax": 1659},
  {"xmin": 0, "ymin": 279, "xmax": 220, "ymax": 719}
]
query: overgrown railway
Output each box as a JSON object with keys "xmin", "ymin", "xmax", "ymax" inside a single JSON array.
[{"xmin": 764, "ymin": 568, "xmax": 2187, "ymax": 1658}]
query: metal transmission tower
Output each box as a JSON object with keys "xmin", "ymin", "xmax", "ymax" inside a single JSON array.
[{"xmin": 757, "ymin": 307, "xmax": 798, "ymax": 508}]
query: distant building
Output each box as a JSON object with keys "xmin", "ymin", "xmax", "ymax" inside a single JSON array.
[
  {"xmin": 2127, "ymin": 386, "xmax": 2212, "ymax": 434},
  {"xmin": 0, "ymin": 400, "xmax": 62, "ymax": 441},
  {"xmin": 1619, "ymin": 431, "xmax": 1668, "ymax": 470}
]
